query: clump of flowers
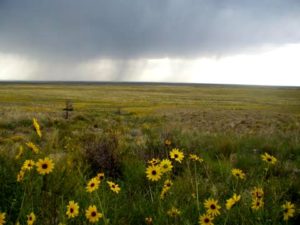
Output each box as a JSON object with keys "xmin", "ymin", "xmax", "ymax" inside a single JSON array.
[
  {"xmin": 169, "ymin": 148, "xmax": 184, "ymax": 163},
  {"xmin": 107, "ymin": 181, "xmax": 121, "ymax": 194},
  {"xmin": 282, "ymin": 201, "xmax": 295, "ymax": 221},
  {"xmin": 261, "ymin": 152, "xmax": 277, "ymax": 164},
  {"xmin": 146, "ymin": 164, "xmax": 162, "ymax": 181},
  {"xmin": 86, "ymin": 177, "xmax": 100, "ymax": 193},
  {"xmin": 251, "ymin": 186, "xmax": 264, "ymax": 210},
  {"xmin": 231, "ymin": 168, "xmax": 246, "ymax": 180},
  {"xmin": 66, "ymin": 201, "xmax": 80, "ymax": 219},
  {"xmin": 226, "ymin": 193, "xmax": 241, "ymax": 210},
  {"xmin": 85, "ymin": 205, "xmax": 103, "ymax": 223}
]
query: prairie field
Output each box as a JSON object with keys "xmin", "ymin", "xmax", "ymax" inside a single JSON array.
[{"xmin": 0, "ymin": 83, "xmax": 300, "ymax": 225}]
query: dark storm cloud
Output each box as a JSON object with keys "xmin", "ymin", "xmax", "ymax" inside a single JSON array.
[{"xmin": 1, "ymin": 0, "xmax": 300, "ymax": 62}]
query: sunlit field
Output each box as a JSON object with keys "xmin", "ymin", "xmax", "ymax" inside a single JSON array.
[{"xmin": 0, "ymin": 83, "xmax": 299, "ymax": 225}]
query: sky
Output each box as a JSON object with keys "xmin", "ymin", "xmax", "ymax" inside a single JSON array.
[{"xmin": 0, "ymin": 0, "xmax": 300, "ymax": 85}]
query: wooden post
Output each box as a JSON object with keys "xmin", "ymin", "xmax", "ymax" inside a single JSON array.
[{"xmin": 63, "ymin": 100, "xmax": 73, "ymax": 119}]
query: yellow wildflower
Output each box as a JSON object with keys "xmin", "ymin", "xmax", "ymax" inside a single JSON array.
[
  {"xmin": 85, "ymin": 205, "xmax": 102, "ymax": 223},
  {"xmin": 261, "ymin": 152, "xmax": 277, "ymax": 164},
  {"xmin": 251, "ymin": 198, "xmax": 264, "ymax": 210},
  {"xmin": 21, "ymin": 160, "xmax": 35, "ymax": 171},
  {"xmin": 282, "ymin": 201, "xmax": 295, "ymax": 221},
  {"xmin": 0, "ymin": 212, "xmax": 6, "ymax": 225},
  {"xmin": 225, "ymin": 193, "xmax": 241, "ymax": 210},
  {"xmin": 204, "ymin": 198, "xmax": 221, "ymax": 216},
  {"xmin": 169, "ymin": 148, "xmax": 184, "ymax": 163},
  {"xmin": 25, "ymin": 142, "xmax": 39, "ymax": 154},
  {"xmin": 199, "ymin": 213, "xmax": 214, "ymax": 225},
  {"xmin": 159, "ymin": 159, "xmax": 173, "ymax": 173},
  {"xmin": 107, "ymin": 181, "xmax": 121, "ymax": 194},
  {"xmin": 33, "ymin": 118, "xmax": 42, "ymax": 138},
  {"xmin": 167, "ymin": 207, "xmax": 181, "ymax": 217},
  {"xmin": 36, "ymin": 157, "xmax": 54, "ymax": 175},
  {"xmin": 86, "ymin": 177, "xmax": 100, "ymax": 193},
  {"xmin": 231, "ymin": 168, "xmax": 246, "ymax": 180},
  {"xmin": 66, "ymin": 200, "xmax": 80, "ymax": 218},
  {"xmin": 27, "ymin": 212, "xmax": 36, "ymax": 225},
  {"xmin": 146, "ymin": 165, "xmax": 162, "ymax": 182}
]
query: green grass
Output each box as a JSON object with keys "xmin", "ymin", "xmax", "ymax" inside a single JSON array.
[{"xmin": 0, "ymin": 83, "xmax": 300, "ymax": 225}]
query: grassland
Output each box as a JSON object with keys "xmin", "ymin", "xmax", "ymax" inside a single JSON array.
[{"xmin": 0, "ymin": 83, "xmax": 300, "ymax": 225}]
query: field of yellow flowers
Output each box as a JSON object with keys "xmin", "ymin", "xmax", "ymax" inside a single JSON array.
[{"xmin": 0, "ymin": 84, "xmax": 299, "ymax": 224}]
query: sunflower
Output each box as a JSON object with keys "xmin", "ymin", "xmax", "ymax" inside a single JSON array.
[
  {"xmin": 107, "ymin": 181, "xmax": 121, "ymax": 194},
  {"xmin": 25, "ymin": 142, "xmax": 39, "ymax": 154},
  {"xmin": 27, "ymin": 212, "xmax": 36, "ymax": 225},
  {"xmin": 0, "ymin": 212, "xmax": 6, "ymax": 225},
  {"xmin": 85, "ymin": 205, "xmax": 102, "ymax": 223},
  {"xmin": 148, "ymin": 158, "xmax": 160, "ymax": 165},
  {"xmin": 66, "ymin": 201, "xmax": 80, "ymax": 218},
  {"xmin": 225, "ymin": 193, "xmax": 241, "ymax": 210},
  {"xmin": 282, "ymin": 201, "xmax": 295, "ymax": 221},
  {"xmin": 21, "ymin": 160, "xmax": 35, "ymax": 171},
  {"xmin": 251, "ymin": 187, "xmax": 264, "ymax": 199},
  {"xmin": 189, "ymin": 154, "xmax": 204, "ymax": 162},
  {"xmin": 96, "ymin": 172, "xmax": 105, "ymax": 181},
  {"xmin": 251, "ymin": 198, "xmax": 264, "ymax": 210},
  {"xmin": 204, "ymin": 198, "xmax": 221, "ymax": 216},
  {"xmin": 86, "ymin": 177, "xmax": 100, "ymax": 193},
  {"xmin": 261, "ymin": 152, "xmax": 277, "ymax": 164},
  {"xmin": 163, "ymin": 179, "xmax": 173, "ymax": 189},
  {"xmin": 231, "ymin": 168, "xmax": 246, "ymax": 180},
  {"xmin": 160, "ymin": 159, "xmax": 173, "ymax": 173},
  {"xmin": 169, "ymin": 148, "xmax": 184, "ymax": 163},
  {"xmin": 17, "ymin": 170, "xmax": 25, "ymax": 182},
  {"xmin": 33, "ymin": 118, "xmax": 42, "ymax": 138},
  {"xmin": 36, "ymin": 157, "xmax": 54, "ymax": 175},
  {"xmin": 167, "ymin": 207, "xmax": 181, "ymax": 217},
  {"xmin": 146, "ymin": 165, "xmax": 162, "ymax": 181},
  {"xmin": 199, "ymin": 213, "xmax": 214, "ymax": 225}
]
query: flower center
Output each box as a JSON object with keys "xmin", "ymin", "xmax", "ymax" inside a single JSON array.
[
  {"xmin": 91, "ymin": 211, "xmax": 97, "ymax": 217},
  {"xmin": 204, "ymin": 218, "xmax": 210, "ymax": 223},
  {"xmin": 42, "ymin": 163, "xmax": 48, "ymax": 169},
  {"xmin": 174, "ymin": 154, "xmax": 178, "ymax": 158},
  {"xmin": 90, "ymin": 183, "xmax": 95, "ymax": 187},
  {"xmin": 152, "ymin": 170, "xmax": 157, "ymax": 175},
  {"xmin": 70, "ymin": 208, "xmax": 74, "ymax": 213},
  {"xmin": 210, "ymin": 204, "xmax": 216, "ymax": 209}
]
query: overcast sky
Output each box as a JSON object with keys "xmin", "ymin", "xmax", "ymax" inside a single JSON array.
[{"xmin": 0, "ymin": 0, "xmax": 300, "ymax": 85}]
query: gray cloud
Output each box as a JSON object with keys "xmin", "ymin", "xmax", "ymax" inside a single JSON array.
[
  {"xmin": 0, "ymin": 0, "xmax": 300, "ymax": 81},
  {"xmin": 1, "ymin": 0, "xmax": 300, "ymax": 60}
]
